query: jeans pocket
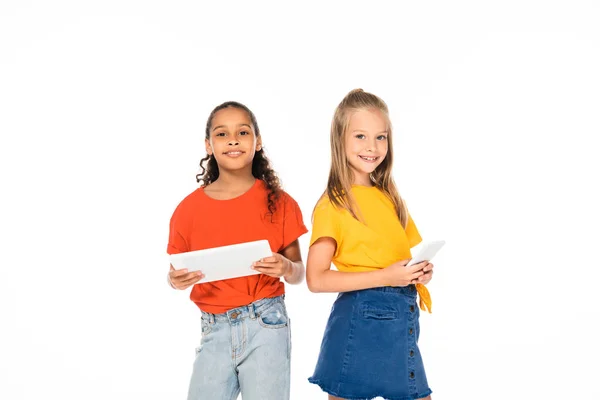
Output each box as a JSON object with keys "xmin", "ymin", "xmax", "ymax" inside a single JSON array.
[
  {"xmin": 200, "ymin": 316, "xmax": 212, "ymax": 336},
  {"xmin": 258, "ymin": 300, "xmax": 289, "ymax": 329},
  {"xmin": 361, "ymin": 302, "xmax": 398, "ymax": 320}
]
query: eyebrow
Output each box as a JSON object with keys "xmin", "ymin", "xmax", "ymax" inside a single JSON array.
[
  {"xmin": 212, "ymin": 123, "xmax": 252, "ymax": 132},
  {"xmin": 352, "ymin": 129, "xmax": 389, "ymax": 134}
]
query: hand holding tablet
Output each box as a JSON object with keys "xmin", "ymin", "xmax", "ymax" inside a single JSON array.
[{"xmin": 169, "ymin": 240, "xmax": 273, "ymax": 284}]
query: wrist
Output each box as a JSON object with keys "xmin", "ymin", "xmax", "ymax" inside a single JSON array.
[
  {"xmin": 378, "ymin": 267, "xmax": 391, "ymax": 286},
  {"xmin": 283, "ymin": 259, "xmax": 295, "ymax": 279}
]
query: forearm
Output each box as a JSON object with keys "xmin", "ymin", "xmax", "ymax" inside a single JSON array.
[
  {"xmin": 283, "ymin": 260, "xmax": 305, "ymax": 285},
  {"xmin": 307, "ymin": 268, "xmax": 388, "ymax": 293}
]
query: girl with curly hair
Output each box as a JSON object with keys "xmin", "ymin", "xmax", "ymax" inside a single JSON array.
[{"xmin": 167, "ymin": 101, "xmax": 307, "ymax": 400}]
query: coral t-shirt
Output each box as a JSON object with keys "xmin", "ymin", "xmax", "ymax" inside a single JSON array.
[{"xmin": 167, "ymin": 179, "xmax": 307, "ymax": 314}]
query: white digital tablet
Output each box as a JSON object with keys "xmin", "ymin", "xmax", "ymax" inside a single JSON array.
[
  {"xmin": 406, "ymin": 240, "xmax": 446, "ymax": 267},
  {"xmin": 169, "ymin": 239, "xmax": 273, "ymax": 283}
]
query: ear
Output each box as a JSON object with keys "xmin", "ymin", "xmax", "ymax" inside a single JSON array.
[
  {"xmin": 205, "ymin": 138, "xmax": 213, "ymax": 155},
  {"xmin": 256, "ymin": 136, "xmax": 262, "ymax": 151}
]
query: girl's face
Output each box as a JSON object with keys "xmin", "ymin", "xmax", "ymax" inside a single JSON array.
[
  {"xmin": 344, "ymin": 108, "xmax": 389, "ymax": 186},
  {"xmin": 205, "ymin": 107, "xmax": 262, "ymax": 174}
]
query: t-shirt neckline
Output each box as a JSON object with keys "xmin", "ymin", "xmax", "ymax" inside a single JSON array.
[{"xmin": 200, "ymin": 178, "xmax": 260, "ymax": 202}]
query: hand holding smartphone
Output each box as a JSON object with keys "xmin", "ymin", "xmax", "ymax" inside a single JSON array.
[{"xmin": 406, "ymin": 240, "xmax": 446, "ymax": 267}]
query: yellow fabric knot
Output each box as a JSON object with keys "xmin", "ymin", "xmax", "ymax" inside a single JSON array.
[{"xmin": 415, "ymin": 283, "xmax": 432, "ymax": 313}]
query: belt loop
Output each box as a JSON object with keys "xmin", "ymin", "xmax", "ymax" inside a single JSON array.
[
  {"xmin": 209, "ymin": 313, "xmax": 215, "ymax": 324},
  {"xmin": 249, "ymin": 303, "xmax": 256, "ymax": 320}
]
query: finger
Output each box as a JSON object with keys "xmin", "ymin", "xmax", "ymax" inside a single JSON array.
[
  {"xmin": 253, "ymin": 266, "xmax": 280, "ymax": 273},
  {"xmin": 170, "ymin": 268, "xmax": 191, "ymax": 277},
  {"xmin": 253, "ymin": 267, "xmax": 284, "ymax": 277},
  {"xmin": 253, "ymin": 254, "xmax": 279, "ymax": 263},
  {"xmin": 179, "ymin": 273, "xmax": 204, "ymax": 285},
  {"xmin": 419, "ymin": 271, "xmax": 433, "ymax": 282},
  {"xmin": 410, "ymin": 270, "xmax": 425, "ymax": 280},
  {"xmin": 256, "ymin": 256, "xmax": 278, "ymax": 264},
  {"xmin": 186, "ymin": 272, "xmax": 204, "ymax": 282},
  {"xmin": 174, "ymin": 271, "xmax": 203, "ymax": 282},
  {"xmin": 424, "ymin": 262, "xmax": 434, "ymax": 272},
  {"xmin": 177, "ymin": 281, "xmax": 198, "ymax": 290},
  {"xmin": 174, "ymin": 271, "xmax": 201, "ymax": 281},
  {"xmin": 408, "ymin": 262, "xmax": 427, "ymax": 272},
  {"xmin": 252, "ymin": 262, "xmax": 279, "ymax": 269}
]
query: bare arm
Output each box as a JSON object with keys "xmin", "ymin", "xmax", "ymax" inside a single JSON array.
[{"xmin": 280, "ymin": 239, "xmax": 305, "ymax": 285}]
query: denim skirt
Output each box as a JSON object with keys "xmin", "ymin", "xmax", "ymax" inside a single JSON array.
[{"xmin": 308, "ymin": 285, "xmax": 432, "ymax": 400}]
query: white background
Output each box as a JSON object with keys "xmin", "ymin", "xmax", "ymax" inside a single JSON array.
[{"xmin": 1, "ymin": 1, "xmax": 599, "ymax": 399}]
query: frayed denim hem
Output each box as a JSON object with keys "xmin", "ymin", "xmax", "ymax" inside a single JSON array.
[{"xmin": 308, "ymin": 377, "xmax": 432, "ymax": 400}]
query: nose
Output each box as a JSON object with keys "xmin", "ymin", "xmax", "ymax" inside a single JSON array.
[
  {"xmin": 228, "ymin": 137, "xmax": 239, "ymax": 146},
  {"xmin": 366, "ymin": 138, "xmax": 377, "ymax": 152}
]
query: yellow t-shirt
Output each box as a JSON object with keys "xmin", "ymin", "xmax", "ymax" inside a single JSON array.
[{"xmin": 310, "ymin": 185, "xmax": 432, "ymax": 312}]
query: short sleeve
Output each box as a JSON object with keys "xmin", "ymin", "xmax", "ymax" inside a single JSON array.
[
  {"xmin": 310, "ymin": 198, "xmax": 342, "ymax": 247},
  {"xmin": 167, "ymin": 204, "xmax": 190, "ymax": 255},
  {"xmin": 405, "ymin": 213, "xmax": 422, "ymax": 248},
  {"xmin": 281, "ymin": 193, "xmax": 308, "ymax": 250}
]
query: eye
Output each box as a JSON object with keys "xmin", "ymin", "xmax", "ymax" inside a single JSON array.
[
  {"xmin": 355, "ymin": 134, "xmax": 365, "ymax": 139},
  {"xmin": 215, "ymin": 132, "xmax": 226, "ymax": 137},
  {"xmin": 239, "ymin": 130, "xmax": 249, "ymax": 136},
  {"xmin": 377, "ymin": 135, "xmax": 388, "ymax": 141}
]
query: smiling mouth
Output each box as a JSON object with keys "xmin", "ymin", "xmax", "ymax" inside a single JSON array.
[
  {"xmin": 359, "ymin": 155, "xmax": 378, "ymax": 162},
  {"xmin": 223, "ymin": 151, "xmax": 244, "ymax": 156}
]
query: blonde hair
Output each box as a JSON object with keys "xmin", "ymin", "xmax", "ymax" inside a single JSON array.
[{"xmin": 321, "ymin": 88, "xmax": 409, "ymax": 228}]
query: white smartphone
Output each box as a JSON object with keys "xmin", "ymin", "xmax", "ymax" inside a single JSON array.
[{"xmin": 406, "ymin": 240, "xmax": 446, "ymax": 267}]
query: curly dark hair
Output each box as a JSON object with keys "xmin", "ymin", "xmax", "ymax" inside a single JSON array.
[{"xmin": 196, "ymin": 101, "xmax": 281, "ymax": 215}]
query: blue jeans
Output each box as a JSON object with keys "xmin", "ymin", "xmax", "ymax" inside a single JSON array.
[{"xmin": 187, "ymin": 295, "xmax": 291, "ymax": 400}]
